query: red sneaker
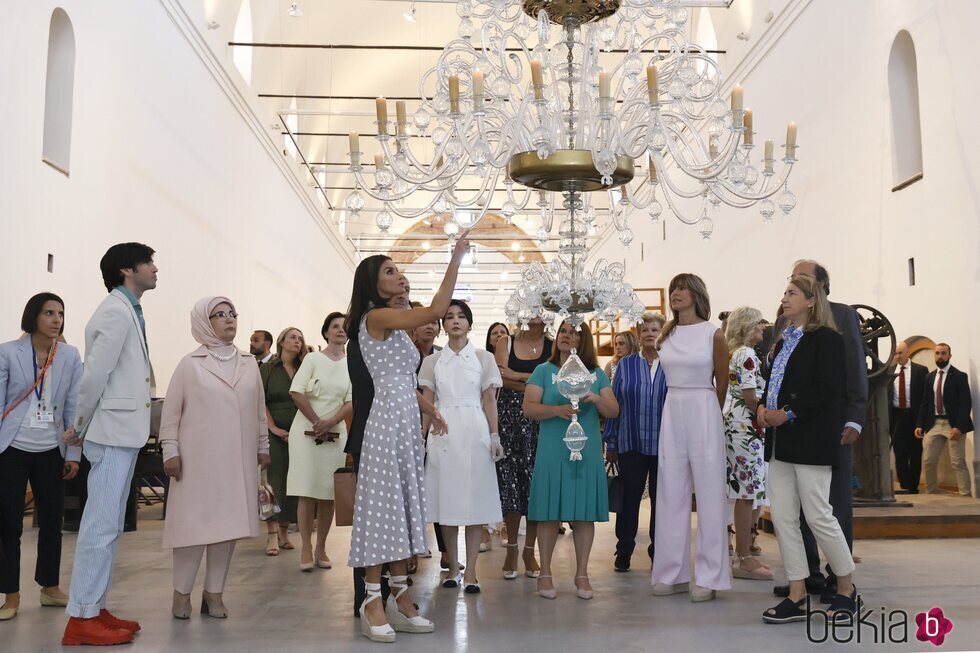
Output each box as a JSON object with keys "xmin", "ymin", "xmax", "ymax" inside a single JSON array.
[
  {"xmin": 62, "ymin": 617, "xmax": 133, "ymax": 646},
  {"xmin": 98, "ymin": 609, "xmax": 141, "ymax": 633}
]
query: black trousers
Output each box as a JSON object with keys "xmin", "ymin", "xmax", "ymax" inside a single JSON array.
[
  {"xmin": 891, "ymin": 408, "xmax": 922, "ymax": 492},
  {"xmin": 0, "ymin": 447, "xmax": 66, "ymax": 594},
  {"xmin": 802, "ymin": 443, "xmax": 853, "ymax": 579},
  {"xmin": 614, "ymin": 451, "xmax": 658, "ymax": 561},
  {"xmin": 350, "ymin": 452, "xmax": 390, "ymax": 616}
]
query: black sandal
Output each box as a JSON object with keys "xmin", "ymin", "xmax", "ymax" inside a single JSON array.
[
  {"xmin": 827, "ymin": 586, "xmax": 858, "ymax": 622},
  {"xmin": 762, "ymin": 597, "xmax": 808, "ymax": 624}
]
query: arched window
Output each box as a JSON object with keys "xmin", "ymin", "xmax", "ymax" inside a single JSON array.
[
  {"xmin": 42, "ymin": 8, "xmax": 76, "ymax": 175},
  {"xmin": 233, "ymin": 0, "xmax": 253, "ymax": 85},
  {"xmin": 888, "ymin": 30, "xmax": 923, "ymax": 191}
]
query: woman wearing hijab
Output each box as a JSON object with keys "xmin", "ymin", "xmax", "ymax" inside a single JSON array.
[{"xmin": 159, "ymin": 297, "xmax": 271, "ymax": 620}]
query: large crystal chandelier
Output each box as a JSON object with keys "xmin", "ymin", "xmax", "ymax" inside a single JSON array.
[{"xmin": 346, "ymin": 0, "xmax": 800, "ymax": 327}]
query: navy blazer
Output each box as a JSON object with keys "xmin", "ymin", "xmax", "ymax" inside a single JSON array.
[
  {"xmin": 917, "ymin": 365, "xmax": 973, "ymax": 434},
  {"xmin": 762, "ymin": 327, "xmax": 846, "ymax": 467},
  {"xmin": 0, "ymin": 335, "xmax": 83, "ymax": 461}
]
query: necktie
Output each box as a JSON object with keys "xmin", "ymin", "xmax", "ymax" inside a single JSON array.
[
  {"xmin": 898, "ymin": 366, "xmax": 907, "ymax": 409},
  {"xmin": 936, "ymin": 370, "xmax": 944, "ymax": 416}
]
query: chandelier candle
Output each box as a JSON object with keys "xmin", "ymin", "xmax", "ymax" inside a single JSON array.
[
  {"xmin": 348, "ymin": 131, "xmax": 360, "ymax": 165},
  {"xmin": 647, "ymin": 65, "xmax": 659, "ymax": 104},
  {"xmin": 374, "ymin": 97, "xmax": 388, "ymax": 135},
  {"xmin": 743, "ymin": 109, "xmax": 753, "ymax": 145},
  {"xmin": 395, "ymin": 100, "xmax": 407, "ymax": 136},
  {"xmin": 448, "ymin": 75, "xmax": 460, "ymax": 113}
]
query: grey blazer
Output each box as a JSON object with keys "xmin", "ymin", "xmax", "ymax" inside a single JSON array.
[
  {"xmin": 772, "ymin": 301, "xmax": 868, "ymax": 429},
  {"xmin": 0, "ymin": 335, "xmax": 83, "ymax": 461}
]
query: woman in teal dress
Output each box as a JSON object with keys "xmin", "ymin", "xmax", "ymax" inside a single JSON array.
[{"xmin": 523, "ymin": 321, "xmax": 619, "ymax": 601}]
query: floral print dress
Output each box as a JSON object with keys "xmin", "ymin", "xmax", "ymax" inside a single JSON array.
[{"xmin": 724, "ymin": 346, "xmax": 767, "ymax": 502}]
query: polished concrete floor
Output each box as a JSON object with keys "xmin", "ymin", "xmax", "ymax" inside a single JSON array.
[{"xmin": 5, "ymin": 502, "xmax": 980, "ymax": 652}]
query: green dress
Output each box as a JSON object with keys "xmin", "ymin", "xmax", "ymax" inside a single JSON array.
[
  {"xmin": 526, "ymin": 362, "xmax": 610, "ymax": 522},
  {"xmin": 259, "ymin": 358, "xmax": 299, "ymax": 523}
]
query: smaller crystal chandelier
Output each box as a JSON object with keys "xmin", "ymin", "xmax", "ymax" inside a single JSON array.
[{"xmin": 504, "ymin": 189, "xmax": 645, "ymax": 330}]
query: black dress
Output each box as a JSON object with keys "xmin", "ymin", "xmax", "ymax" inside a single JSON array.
[{"xmin": 495, "ymin": 336, "xmax": 553, "ymax": 515}]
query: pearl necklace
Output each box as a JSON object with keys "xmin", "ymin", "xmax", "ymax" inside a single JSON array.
[{"xmin": 208, "ymin": 348, "xmax": 237, "ymax": 362}]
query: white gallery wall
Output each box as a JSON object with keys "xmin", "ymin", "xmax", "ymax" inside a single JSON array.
[
  {"xmin": 591, "ymin": 0, "xmax": 980, "ymax": 486},
  {"xmin": 0, "ymin": 0, "xmax": 356, "ymax": 390}
]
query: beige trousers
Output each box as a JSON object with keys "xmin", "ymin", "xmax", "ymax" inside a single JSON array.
[
  {"xmin": 172, "ymin": 540, "xmax": 237, "ymax": 594},
  {"xmin": 768, "ymin": 459, "xmax": 855, "ymax": 581},
  {"xmin": 923, "ymin": 419, "xmax": 971, "ymax": 496}
]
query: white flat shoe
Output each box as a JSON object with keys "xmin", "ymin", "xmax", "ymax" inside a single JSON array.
[
  {"xmin": 387, "ymin": 575, "xmax": 434, "ymax": 633},
  {"xmin": 359, "ymin": 582, "xmax": 395, "ymax": 643},
  {"xmin": 690, "ymin": 585, "xmax": 716, "ymax": 602},
  {"xmin": 652, "ymin": 582, "xmax": 689, "ymax": 596}
]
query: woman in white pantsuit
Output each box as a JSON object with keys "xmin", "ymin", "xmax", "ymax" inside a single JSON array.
[
  {"xmin": 651, "ymin": 273, "xmax": 731, "ymax": 602},
  {"xmin": 420, "ymin": 300, "xmax": 504, "ymax": 593},
  {"xmin": 757, "ymin": 276, "xmax": 856, "ymax": 624}
]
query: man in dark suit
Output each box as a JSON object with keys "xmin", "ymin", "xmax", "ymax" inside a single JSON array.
[
  {"xmin": 771, "ymin": 260, "xmax": 868, "ymax": 602},
  {"xmin": 889, "ymin": 341, "xmax": 928, "ymax": 494},
  {"xmin": 915, "ymin": 343, "xmax": 974, "ymax": 496}
]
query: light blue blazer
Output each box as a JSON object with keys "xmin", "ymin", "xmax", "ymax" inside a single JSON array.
[{"xmin": 0, "ymin": 335, "xmax": 83, "ymax": 461}]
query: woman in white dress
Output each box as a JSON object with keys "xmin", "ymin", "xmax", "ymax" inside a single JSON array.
[
  {"xmin": 287, "ymin": 312, "xmax": 353, "ymax": 572},
  {"xmin": 419, "ymin": 300, "xmax": 504, "ymax": 594}
]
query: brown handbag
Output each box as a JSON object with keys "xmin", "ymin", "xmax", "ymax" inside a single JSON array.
[{"xmin": 333, "ymin": 467, "xmax": 356, "ymax": 527}]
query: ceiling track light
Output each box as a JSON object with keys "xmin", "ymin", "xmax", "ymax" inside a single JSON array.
[
  {"xmin": 288, "ymin": 3, "xmax": 302, "ymax": 18},
  {"xmin": 403, "ymin": 2, "xmax": 417, "ymax": 23}
]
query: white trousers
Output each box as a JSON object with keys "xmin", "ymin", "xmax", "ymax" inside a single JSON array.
[
  {"xmin": 651, "ymin": 389, "xmax": 731, "ymax": 590},
  {"xmin": 172, "ymin": 540, "xmax": 237, "ymax": 594},
  {"xmin": 923, "ymin": 419, "xmax": 972, "ymax": 496},
  {"xmin": 768, "ymin": 459, "xmax": 855, "ymax": 581},
  {"xmin": 66, "ymin": 442, "xmax": 139, "ymax": 618}
]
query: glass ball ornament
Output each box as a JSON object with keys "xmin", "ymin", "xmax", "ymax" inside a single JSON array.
[
  {"xmin": 472, "ymin": 139, "xmax": 492, "ymax": 165},
  {"xmin": 536, "ymin": 226, "xmax": 549, "ymax": 247},
  {"xmin": 743, "ymin": 165, "xmax": 760, "ymax": 187},
  {"xmin": 649, "ymin": 200, "xmax": 663, "ymax": 222},
  {"xmin": 698, "ymin": 215, "xmax": 714, "ymax": 240},
  {"xmin": 345, "ymin": 189, "xmax": 365, "ymax": 214},
  {"xmin": 710, "ymin": 98, "xmax": 729, "ymax": 118},
  {"xmin": 759, "ymin": 198, "xmax": 775, "ymax": 223},
  {"xmin": 445, "ymin": 137, "xmax": 465, "ymax": 160},
  {"xmin": 492, "ymin": 77, "xmax": 510, "ymax": 97},
  {"xmin": 444, "ymin": 220, "xmax": 460, "ymax": 239},
  {"xmin": 501, "ymin": 199, "xmax": 517, "ymax": 221},
  {"xmin": 618, "ymin": 228, "xmax": 634, "ymax": 246},
  {"xmin": 778, "ymin": 187, "xmax": 797, "ymax": 216},
  {"xmin": 431, "ymin": 126, "xmax": 448, "ymax": 146},
  {"xmin": 413, "ymin": 107, "xmax": 431, "ymax": 132},
  {"xmin": 707, "ymin": 117, "xmax": 726, "ymax": 139},
  {"xmin": 456, "ymin": 0, "xmax": 473, "ymax": 17},
  {"xmin": 375, "ymin": 210, "xmax": 393, "ymax": 233},
  {"xmin": 458, "ymin": 17, "xmax": 475, "ymax": 39}
]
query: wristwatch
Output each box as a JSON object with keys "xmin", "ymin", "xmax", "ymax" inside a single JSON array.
[{"xmin": 782, "ymin": 406, "xmax": 796, "ymax": 424}]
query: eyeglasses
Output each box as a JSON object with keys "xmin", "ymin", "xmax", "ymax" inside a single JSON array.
[{"xmin": 209, "ymin": 311, "xmax": 239, "ymax": 320}]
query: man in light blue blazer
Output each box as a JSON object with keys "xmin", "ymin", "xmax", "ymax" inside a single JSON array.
[
  {"xmin": 62, "ymin": 243, "xmax": 157, "ymax": 647},
  {"xmin": 0, "ymin": 293, "xmax": 82, "ymax": 620}
]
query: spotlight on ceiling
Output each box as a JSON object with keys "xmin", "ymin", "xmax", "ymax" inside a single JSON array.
[
  {"xmin": 403, "ymin": 2, "xmax": 417, "ymax": 23},
  {"xmin": 288, "ymin": 3, "xmax": 302, "ymax": 18}
]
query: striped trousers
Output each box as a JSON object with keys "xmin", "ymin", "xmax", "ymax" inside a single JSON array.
[{"xmin": 66, "ymin": 441, "xmax": 139, "ymax": 618}]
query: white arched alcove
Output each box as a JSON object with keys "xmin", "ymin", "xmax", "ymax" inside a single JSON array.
[
  {"xmin": 42, "ymin": 8, "xmax": 76, "ymax": 175},
  {"xmin": 887, "ymin": 30, "xmax": 924, "ymax": 190}
]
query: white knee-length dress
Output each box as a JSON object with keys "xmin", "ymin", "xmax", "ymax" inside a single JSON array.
[
  {"xmin": 347, "ymin": 318, "xmax": 427, "ymax": 568},
  {"xmin": 418, "ymin": 341, "xmax": 504, "ymax": 526}
]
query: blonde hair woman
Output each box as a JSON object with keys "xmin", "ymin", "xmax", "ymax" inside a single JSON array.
[
  {"xmin": 604, "ymin": 331, "xmax": 639, "ymax": 384},
  {"xmin": 651, "ymin": 273, "xmax": 730, "ymax": 602},
  {"xmin": 259, "ymin": 327, "xmax": 306, "ymax": 555},
  {"xmin": 757, "ymin": 276, "xmax": 855, "ymax": 624},
  {"xmin": 722, "ymin": 306, "xmax": 772, "ymax": 581}
]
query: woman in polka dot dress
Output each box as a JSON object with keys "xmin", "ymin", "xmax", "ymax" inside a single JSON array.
[{"xmin": 344, "ymin": 232, "xmax": 470, "ymax": 643}]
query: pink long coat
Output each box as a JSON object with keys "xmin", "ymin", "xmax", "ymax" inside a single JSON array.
[{"xmin": 160, "ymin": 347, "xmax": 270, "ymax": 549}]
